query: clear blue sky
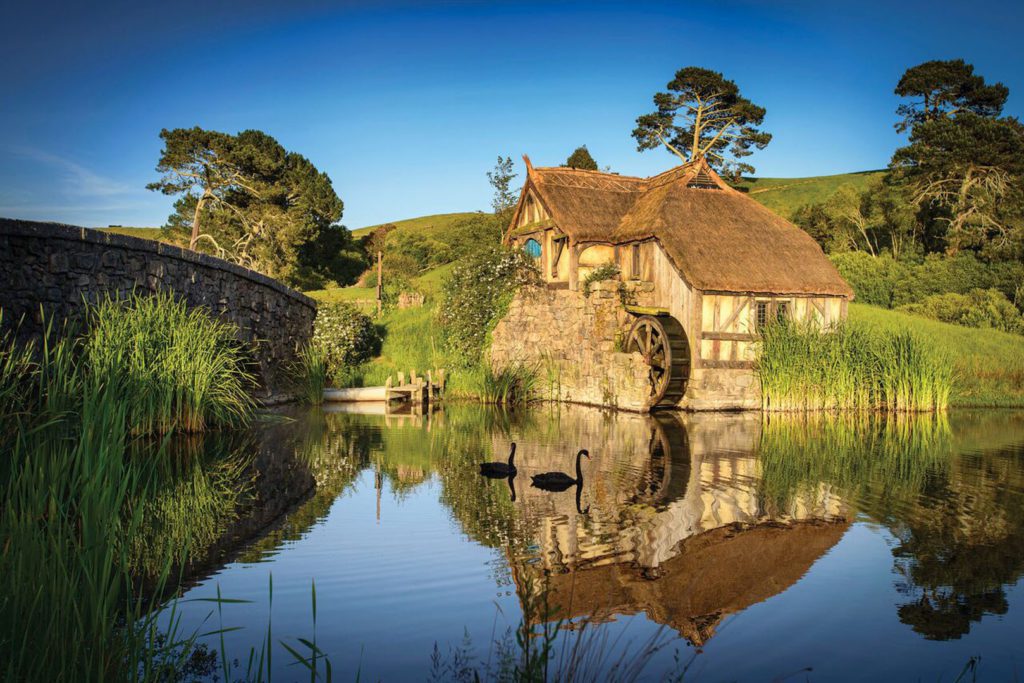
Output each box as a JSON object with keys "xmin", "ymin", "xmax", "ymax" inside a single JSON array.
[{"xmin": 1, "ymin": 0, "xmax": 1021, "ymax": 229}]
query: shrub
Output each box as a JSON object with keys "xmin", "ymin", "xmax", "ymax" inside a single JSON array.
[
  {"xmin": 581, "ymin": 262, "xmax": 620, "ymax": 297},
  {"xmin": 312, "ymin": 302, "xmax": 382, "ymax": 382},
  {"xmin": 898, "ymin": 288, "xmax": 1024, "ymax": 334},
  {"xmin": 436, "ymin": 214, "xmax": 503, "ymax": 261},
  {"xmin": 829, "ymin": 252, "xmax": 908, "ymax": 307},
  {"xmin": 84, "ymin": 292, "xmax": 255, "ymax": 433},
  {"xmin": 438, "ymin": 245, "xmax": 538, "ymax": 367},
  {"xmin": 891, "ymin": 253, "xmax": 991, "ymax": 308},
  {"xmin": 385, "ymin": 231, "xmax": 453, "ymax": 271}
]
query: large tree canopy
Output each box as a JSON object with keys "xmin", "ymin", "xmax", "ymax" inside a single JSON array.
[
  {"xmin": 892, "ymin": 113, "xmax": 1024, "ymax": 256},
  {"xmin": 894, "ymin": 59, "xmax": 1009, "ymax": 133},
  {"xmin": 563, "ymin": 145, "xmax": 599, "ymax": 170},
  {"xmin": 632, "ymin": 66, "xmax": 771, "ymax": 176},
  {"xmin": 148, "ymin": 127, "xmax": 364, "ymax": 289},
  {"xmin": 890, "ymin": 60, "xmax": 1022, "ymax": 259}
]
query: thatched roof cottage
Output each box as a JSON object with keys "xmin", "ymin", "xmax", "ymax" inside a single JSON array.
[{"xmin": 491, "ymin": 156, "xmax": 853, "ymax": 411}]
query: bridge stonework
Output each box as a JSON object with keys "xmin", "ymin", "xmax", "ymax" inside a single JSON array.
[{"xmin": 0, "ymin": 219, "xmax": 316, "ymax": 400}]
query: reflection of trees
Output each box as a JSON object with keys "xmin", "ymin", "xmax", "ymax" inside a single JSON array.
[
  {"xmin": 758, "ymin": 413, "xmax": 1024, "ymax": 640},
  {"xmin": 892, "ymin": 443, "xmax": 1024, "ymax": 640},
  {"xmin": 237, "ymin": 409, "xmax": 372, "ymax": 561},
  {"xmin": 156, "ymin": 404, "xmax": 1024, "ymax": 646}
]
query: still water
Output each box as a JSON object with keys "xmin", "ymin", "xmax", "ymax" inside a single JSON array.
[{"xmin": 163, "ymin": 405, "xmax": 1024, "ymax": 681}]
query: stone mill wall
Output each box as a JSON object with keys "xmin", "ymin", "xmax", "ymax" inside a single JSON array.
[
  {"xmin": 489, "ymin": 281, "xmax": 652, "ymax": 412},
  {"xmin": 0, "ymin": 219, "xmax": 316, "ymax": 399}
]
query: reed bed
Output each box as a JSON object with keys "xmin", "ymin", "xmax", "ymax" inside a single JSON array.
[
  {"xmin": 292, "ymin": 341, "xmax": 329, "ymax": 405},
  {"xmin": 84, "ymin": 292, "xmax": 256, "ymax": 433},
  {"xmin": 757, "ymin": 321, "xmax": 953, "ymax": 412},
  {"xmin": 757, "ymin": 412, "xmax": 954, "ymax": 517},
  {"xmin": 474, "ymin": 362, "xmax": 539, "ymax": 405},
  {"xmin": 0, "ymin": 333, "xmax": 179, "ymax": 681},
  {"xmin": 0, "ymin": 311, "xmax": 329, "ymax": 681}
]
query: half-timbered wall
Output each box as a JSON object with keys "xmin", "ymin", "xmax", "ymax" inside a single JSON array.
[{"xmin": 697, "ymin": 294, "xmax": 846, "ymax": 368}]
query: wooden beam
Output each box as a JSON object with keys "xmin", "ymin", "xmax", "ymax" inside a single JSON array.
[
  {"xmin": 718, "ymin": 297, "xmax": 751, "ymax": 332},
  {"xmin": 625, "ymin": 304, "xmax": 670, "ymax": 316},
  {"xmin": 550, "ymin": 237, "xmax": 566, "ymax": 278},
  {"xmin": 701, "ymin": 331, "xmax": 758, "ymax": 342},
  {"xmin": 568, "ymin": 243, "xmax": 581, "ymax": 291}
]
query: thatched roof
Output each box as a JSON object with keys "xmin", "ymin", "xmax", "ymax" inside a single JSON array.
[{"xmin": 512, "ymin": 157, "xmax": 853, "ymax": 297}]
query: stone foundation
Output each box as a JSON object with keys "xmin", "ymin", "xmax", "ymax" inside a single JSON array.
[
  {"xmin": 679, "ymin": 368, "xmax": 761, "ymax": 411},
  {"xmin": 490, "ymin": 280, "xmax": 762, "ymax": 412},
  {"xmin": 490, "ymin": 281, "xmax": 652, "ymax": 412}
]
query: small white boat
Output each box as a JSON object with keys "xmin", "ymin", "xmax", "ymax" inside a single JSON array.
[{"xmin": 322, "ymin": 386, "xmax": 390, "ymax": 402}]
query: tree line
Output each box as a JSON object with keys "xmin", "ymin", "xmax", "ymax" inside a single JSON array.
[{"xmin": 796, "ymin": 59, "xmax": 1022, "ymax": 264}]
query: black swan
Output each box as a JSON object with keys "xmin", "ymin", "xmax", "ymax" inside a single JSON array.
[
  {"xmin": 479, "ymin": 443, "xmax": 517, "ymax": 477},
  {"xmin": 531, "ymin": 449, "xmax": 589, "ymax": 492}
]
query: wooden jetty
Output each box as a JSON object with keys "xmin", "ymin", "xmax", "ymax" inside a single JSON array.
[{"xmin": 322, "ymin": 368, "xmax": 446, "ymax": 409}]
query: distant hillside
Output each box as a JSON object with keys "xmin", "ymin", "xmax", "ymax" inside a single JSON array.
[
  {"xmin": 348, "ymin": 172, "xmax": 886, "ymax": 241},
  {"xmin": 352, "ymin": 212, "xmax": 486, "ymax": 239},
  {"xmin": 99, "ymin": 226, "xmax": 168, "ymax": 241},
  {"xmin": 737, "ymin": 170, "xmax": 885, "ymax": 218}
]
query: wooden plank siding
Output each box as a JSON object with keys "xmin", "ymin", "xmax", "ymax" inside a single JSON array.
[{"xmin": 647, "ymin": 244, "xmax": 698, "ymax": 367}]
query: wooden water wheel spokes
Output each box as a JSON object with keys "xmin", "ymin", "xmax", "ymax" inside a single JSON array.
[{"xmin": 627, "ymin": 315, "xmax": 691, "ymax": 409}]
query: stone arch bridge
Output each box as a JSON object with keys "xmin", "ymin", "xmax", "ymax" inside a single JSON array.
[{"xmin": 0, "ymin": 218, "xmax": 316, "ymax": 399}]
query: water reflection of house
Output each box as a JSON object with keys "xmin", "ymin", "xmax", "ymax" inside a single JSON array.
[
  {"xmin": 523, "ymin": 521, "xmax": 848, "ymax": 646},
  {"xmin": 503, "ymin": 408, "xmax": 849, "ymax": 644}
]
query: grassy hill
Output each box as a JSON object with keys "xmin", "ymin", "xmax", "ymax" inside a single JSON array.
[
  {"xmin": 99, "ymin": 226, "xmax": 168, "ymax": 241},
  {"xmin": 352, "ymin": 212, "xmax": 485, "ymax": 239},
  {"xmin": 736, "ymin": 170, "xmax": 885, "ymax": 218}
]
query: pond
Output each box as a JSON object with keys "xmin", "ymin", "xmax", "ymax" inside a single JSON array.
[{"xmin": 159, "ymin": 405, "xmax": 1024, "ymax": 681}]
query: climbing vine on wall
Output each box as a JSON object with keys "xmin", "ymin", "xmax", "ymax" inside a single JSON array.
[{"xmin": 437, "ymin": 246, "xmax": 538, "ymax": 367}]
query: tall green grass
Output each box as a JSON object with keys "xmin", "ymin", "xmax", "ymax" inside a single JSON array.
[
  {"xmin": 0, "ymin": 311, "xmax": 331, "ymax": 681},
  {"xmin": 757, "ymin": 321, "xmax": 953, "ymax": 412},
  {"xmin": 472, "ymin": 362, "xmax": 539, "ymax": 405},
  {"xmin": 292, "ymin": 342, "xmax": 329, "ymax": 405},
  {"xmin": 0, "ymin": 331, "xmax": 179, "ymax": 680},
  {"xmin": 85, "ymin": 292, "xmax": 255, "ymax": 433},
  {"xmin": 850, "ymin": 303, "xmax": 1024, "ymax": 408}
]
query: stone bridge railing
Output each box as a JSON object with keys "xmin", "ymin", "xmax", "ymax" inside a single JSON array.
[{"xmin": 0, "ymin": 218, "xmax": 316, "ymax": 399}]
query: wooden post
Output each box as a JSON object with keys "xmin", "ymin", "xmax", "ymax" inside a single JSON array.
[
  {"xmin": 568, "ymin": 242, "xmax": 580, "ymax": 291},
  {"xmin": 376, "ymin": 250, "xmax": 383, "ymax": 317}
]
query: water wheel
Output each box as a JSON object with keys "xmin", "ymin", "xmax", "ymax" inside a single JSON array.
[
  {"xmin": 627, "ymin": 315, "xmax": 690, "ymax": 409},
  {"xmin": 631, "ymin": 412, "xmax": 692, "ymax": 505}
]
